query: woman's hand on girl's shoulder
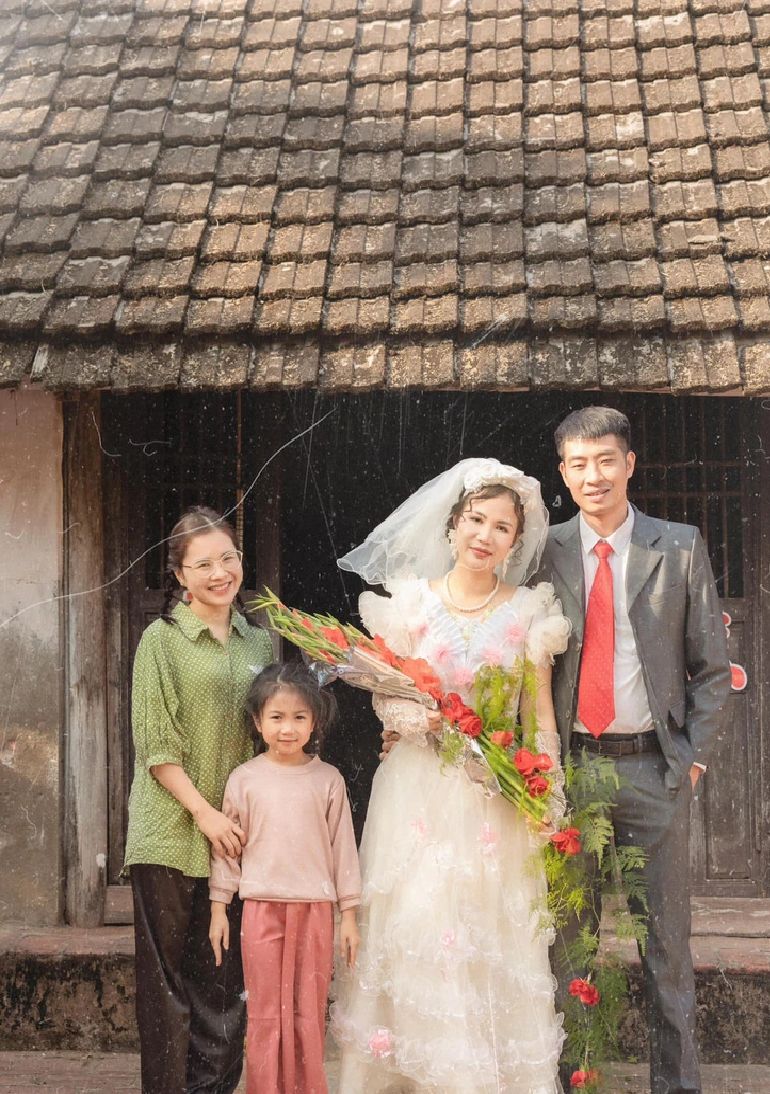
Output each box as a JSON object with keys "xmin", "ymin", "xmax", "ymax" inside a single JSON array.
[{"xmin": 194, "ymin": 803, "xmax": 246, "ymax": 858}]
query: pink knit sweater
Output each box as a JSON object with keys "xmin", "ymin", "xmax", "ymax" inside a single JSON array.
[{"xmin": 208, "ymin": 754, "xmax": 361, "ymax": 911}]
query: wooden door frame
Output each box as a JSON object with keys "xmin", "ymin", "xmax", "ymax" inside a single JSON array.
[
  {"xmin": 63, "ymin": 392, "xmax": 109, "ymax": 927},
  {"xmin": 757, "ymin": 399, "xmax": 770, "ymax": 897}
]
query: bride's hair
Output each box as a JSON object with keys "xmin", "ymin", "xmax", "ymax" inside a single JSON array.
[{"xmin": 445, "ymin": 484, "xmax": 525, "ymax": 543}]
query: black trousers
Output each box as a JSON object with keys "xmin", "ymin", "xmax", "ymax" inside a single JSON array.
[
  {"xmin": 555, "ymin": 749, "xmax": 699, "ymax": 1094},
  {"xmin": 131, "ymin": 864, "xmax": 246, "ymax": 1094}
]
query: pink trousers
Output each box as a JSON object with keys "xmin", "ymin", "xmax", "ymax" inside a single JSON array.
[{"xmin": 240, "ymin": 900, "xmax": 334, "ymax": 1094}]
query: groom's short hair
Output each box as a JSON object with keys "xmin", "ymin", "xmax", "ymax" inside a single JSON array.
[{"xmin": 554, "ymin": 407, "xmax": 631, "ymax": 459}]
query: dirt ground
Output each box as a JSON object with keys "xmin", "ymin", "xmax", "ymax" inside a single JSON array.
[{"xmin": 2, "ymin": 1052, "xmax": 770, "ymax": 1094}]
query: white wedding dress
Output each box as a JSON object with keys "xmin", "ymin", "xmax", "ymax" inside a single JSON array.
[{"xmin": 330, "ymin": 578, "xmax": 571, "ymax": 1094}]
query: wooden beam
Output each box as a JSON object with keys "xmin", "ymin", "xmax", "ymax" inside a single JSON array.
[{"xmin": 64, "ymin": 393, "xmax": 108, "ymax": 926}]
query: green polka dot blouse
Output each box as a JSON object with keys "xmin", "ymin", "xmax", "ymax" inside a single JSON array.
[{"xmin": 124, "ymin": 601, "xmax": 273, "ymax": 878}]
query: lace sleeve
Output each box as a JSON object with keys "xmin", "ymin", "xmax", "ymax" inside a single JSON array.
[
  {"xmin": 524, "ymin": 582, "xmax": 571, "ymax": 667},
  {"xmin": 536, "ymin": 728, "xmax": 566, "ymax": 825},
  {"xmin": 372, "ymin": 694, "xmax": 430, "ymax": 746}
]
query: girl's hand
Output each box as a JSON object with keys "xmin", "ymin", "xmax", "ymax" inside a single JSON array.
[
  {"xmin": 340, "ymin": 908, "xmax": 359, "ymax": 969},
  {"xmin": 195, "ymin": 804, "xmax": 246, "ymax": 858},
  {"xmin": 209, "ymin": 902, "xmax": 230, "ymax": 966}
]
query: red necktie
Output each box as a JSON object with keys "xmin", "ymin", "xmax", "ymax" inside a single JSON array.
[{"xmin": 578, "ymin": 541, "xmax": 615, "ymax": 738}]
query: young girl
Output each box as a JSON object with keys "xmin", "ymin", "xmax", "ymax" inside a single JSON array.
[
  {"xmin": 124, "ymin": 506, "xmax": 273, "ymax": 1094},
  {"xmin": 209, "ymin": 662, "xmax": 361, "ymax": 1094}
]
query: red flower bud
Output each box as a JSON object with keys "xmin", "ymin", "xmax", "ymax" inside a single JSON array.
[
  {"xmin": 569, "ymin": 978, "xmax": 600, "ymax": 1006},
  {"xmin": 514, "ymin": 748, "xmax": 537, "ymax": 777},
  {"xmin": 457, "ymin": 712, "xmax": 483, "ymax": 738},
  {"xmin": 550, "ymin": 827, "xmax": 582, "ymax": 855},
  {"xmin": 526, "ymin": 774, "xmax": 550, "ymax": 797},
  {"xmin": 570, "ymin": 1070, "xmax": 598, "ymax": 1088},
  {"xmin": 490, "ymin": 730, "xmax": 514, "ymax": 749}
]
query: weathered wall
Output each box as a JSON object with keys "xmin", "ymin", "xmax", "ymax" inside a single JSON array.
[{"xmin": 0, "ymin": 384, "xmax": 63, "ymax": 925}]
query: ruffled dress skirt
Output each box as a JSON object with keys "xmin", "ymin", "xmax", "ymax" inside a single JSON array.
[{"xmin": 330, "ymin": 737, "xmax": 564, "ymax": 1094}]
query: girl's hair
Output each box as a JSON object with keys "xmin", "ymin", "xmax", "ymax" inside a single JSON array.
[
  {"xmin": 445, "ymin": 484, "xmax": 525, "ymax": 542},
  {"xmin": 161, "ymin": 505, "xmax": 254, "ymax": 625},
  {"xmin": 246, "ymin": 661, "xmax": 338, "ymax": 756}
]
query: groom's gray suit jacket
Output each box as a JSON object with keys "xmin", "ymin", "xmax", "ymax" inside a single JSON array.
[{"xmin": 537, "ymin": 506, "xmax": 732, "ymax": 790}]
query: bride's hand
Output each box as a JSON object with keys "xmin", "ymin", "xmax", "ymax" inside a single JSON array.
[
  {"xmin": 379, "ymin": 729, "xmax": 400, "ymax": 761},
  {"xmin": 526, "ymin": 813, "xmax": 556, "ymax": 840},
  {"xmin": 425, "ymin": 708, "xmax": 443, "ymax": 733}
]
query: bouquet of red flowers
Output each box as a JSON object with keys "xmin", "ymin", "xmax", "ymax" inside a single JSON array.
[{"xmin": 251, "ymin": 588, "xmax": 563, "ymax": 826}]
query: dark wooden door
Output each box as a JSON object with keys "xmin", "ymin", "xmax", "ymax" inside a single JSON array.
[
  {"xmin": 621, "ymin": 397, "xmax": 761, "ymax": 896},
  {"xmin": 101, "ymin": 392, "xmax": 282, "ymax": 920}
]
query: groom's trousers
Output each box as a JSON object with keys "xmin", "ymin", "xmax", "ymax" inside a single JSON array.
[{"xmin": 554, "ymin": 744, "xmax": 699, "ymax": 1094}]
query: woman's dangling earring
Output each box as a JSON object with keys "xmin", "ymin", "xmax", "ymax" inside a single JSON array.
[
  {"xmin": 502, "ymin": 546, "xmax": 514, "ymax": 577},
  {"xmin": 448, "ymin": 529, "xmax": 459, "ymax": 561},
  {"xmin": 182, "ymin": 587, "xmax": 192, "ymax": 604}
]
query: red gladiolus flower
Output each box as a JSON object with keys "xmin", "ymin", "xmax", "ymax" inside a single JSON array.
[
  {"xmin": 514, "ymin": 748, "xmax": 537, "ymax": 777},
  {"xmin": 369, "ymin": 634, "xmax": 398, "ymax": 667},
  {"xmin": 457, "ymin": 712, "xmax": 483, "ymax": 738},
  {"xmin": 570, "ymin": 1069, "xmax": 598, "ymax": 1088},
  {"xmin": 526, "ymin": 774, "xmax": 550, "ymax": 797},
  {"xmin": 321, "ymin": 626, "xmax": 349, "ymax": 650},
  {"xmin": 400, "ymin": 657, "xmax": 443, "ymax": 695},
  {"xmin": 442, "ymin": 692, "xmax": 470, "ymax": 723},
  {"xmin": 550, "ymin": 828, "xmax": 582, "ymax": 855},
  {"xmin": 569, "ymin": 979, "xmax": 600, "ymax": 1006},
  {"xmin": 426, "ymin": 683, "xmax": 445, "ymax": 706},
  {"xmin": 490, "ymin": 731, "xmax": 514, "ymax": 749},
  {"xmin": 534, "ymin": 752, "xmax": 554, "ymax": 772}
]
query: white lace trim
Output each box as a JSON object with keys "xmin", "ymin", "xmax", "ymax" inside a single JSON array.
[
  {"xmin": 373, "ymin": 694, "xmax": 430, "ymax": 745},
  {"xmin": 331, "ymin": 1002, "xmax": 565, "ymax": 1090}
]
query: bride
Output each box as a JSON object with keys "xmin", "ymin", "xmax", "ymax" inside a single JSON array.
[{"xmin": 330, "ymin": 459, "xmax": 571, "ymax": 1094}]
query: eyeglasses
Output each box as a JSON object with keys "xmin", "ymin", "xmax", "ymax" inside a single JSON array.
[{"xmin": 182, "ymin": 549, "xmax": 244, "ymax": 575}]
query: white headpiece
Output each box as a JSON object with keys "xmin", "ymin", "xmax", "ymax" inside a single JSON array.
[{"xmin": 338, "ymin": 458, "xmax": 549, "ymax": 590}]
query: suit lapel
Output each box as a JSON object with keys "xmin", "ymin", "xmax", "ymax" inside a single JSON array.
[
  {"xmin": 626, "ymin": 507, "xmax": 663, "ymax": 607},
  {"xmin": 550, "ymin": 517, "xmax": 585, "ymax": 637}
]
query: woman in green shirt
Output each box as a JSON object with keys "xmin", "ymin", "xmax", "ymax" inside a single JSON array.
[{"xmin": 125, "ymin": 506, "xmax": 273, "ymax": 1094}]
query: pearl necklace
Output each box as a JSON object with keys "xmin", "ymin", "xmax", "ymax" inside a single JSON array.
[{"xmin": 443, "ymin": 571, "xmax": 500, "ymax": 614}]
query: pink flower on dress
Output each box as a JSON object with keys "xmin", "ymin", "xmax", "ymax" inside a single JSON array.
[
  {"xmin": 452, "ymin": 664, "xmax": 475, "ymax": 689},
  {"xmin": 478, "ymin": 823, "xmax": 499, "ymax": 856},
  {"xmin": 441, "ymin": 929, "xmax": 456, "ymax": 949},
  {"xmin": 411, "ymin": 619, "xmax": 429, "ymax": 639},
  {"xmin": 431, "ymin": 642, "xmax": 453, "ymax": 665},
  {"xmin": 369, "ymin": 1028, "xmax": 393, "ymax": 1058},
  {"xmin": 482, "ymin": 645, "xmax": 504, "ymax": 666},
  {"xmin": 411, "ymin": 816, "xmax": 427, "ymax": 839},
  {"xmin": 504, "ymin": 621, "xmax": 526, "ymax": 646}
]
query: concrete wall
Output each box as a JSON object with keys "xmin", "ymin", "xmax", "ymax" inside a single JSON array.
[{"xmin": 0, "ymin": 384, "xmax": 63, "ymax": 925}]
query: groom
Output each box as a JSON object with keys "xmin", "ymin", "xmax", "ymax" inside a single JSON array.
[{"xmin": 537, "ymin": 407, "xmax": 731, "ymax": 1094}]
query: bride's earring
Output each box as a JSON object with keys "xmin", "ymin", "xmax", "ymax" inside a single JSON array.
[
  {"xmin": 447, "ymin": 529, "xmax": 459, "ymax": 561},
  {"xmin": 501, "ymin": 545, "xmax": 514, "ymax": 576}
]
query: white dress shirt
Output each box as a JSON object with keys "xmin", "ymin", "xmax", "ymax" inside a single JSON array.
[{"xmin": 573, "ymin": 506, "xmax": 655, "ymax": 737}]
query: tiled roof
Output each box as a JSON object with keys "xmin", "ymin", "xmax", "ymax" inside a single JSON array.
[{"xmin": 1, "ymin": 0, "xmax": 770, "ymax": 390}]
